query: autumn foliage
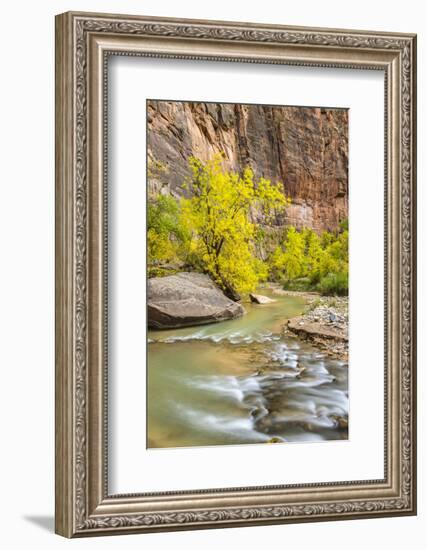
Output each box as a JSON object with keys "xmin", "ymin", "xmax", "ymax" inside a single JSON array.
[{"xmin": 147, "ymin": 155, "xmax": 348, "ymax": 296}]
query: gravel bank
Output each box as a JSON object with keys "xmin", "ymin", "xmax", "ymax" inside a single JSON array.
[{"xmin": 284, "ymin": 295, "xmax": 348, "ymax": 360}]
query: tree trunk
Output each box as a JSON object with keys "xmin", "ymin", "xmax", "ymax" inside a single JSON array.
[{"xmin": 221, "ymin": 279, "xmax": 241, "ymax": 302}]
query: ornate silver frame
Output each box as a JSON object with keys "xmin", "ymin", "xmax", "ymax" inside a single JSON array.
[{"xmin": 55, "ymin": 11, "xmax": 417, "ymax": 537}]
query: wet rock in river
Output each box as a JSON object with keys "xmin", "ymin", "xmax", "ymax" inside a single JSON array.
[
  {"xmin": 148, "ymin": 272, "xmax": 245, "ymax": 329},
  {"xmin": 330, "ymin": 414, "xmax": 348, "ymax": 429},
  {"xmin": 249, "ymin": 293, "xmax": 276, "ymax": 304}
]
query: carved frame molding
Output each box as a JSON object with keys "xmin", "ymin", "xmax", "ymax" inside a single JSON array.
[{"xmin": 55, "ymin": 11, "xmax": 416, "ymax": 537}]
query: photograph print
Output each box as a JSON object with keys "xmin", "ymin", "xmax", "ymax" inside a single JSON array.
[{"xmin": 146, "ymin": 100, "xmax": 349, "ymax": 449}]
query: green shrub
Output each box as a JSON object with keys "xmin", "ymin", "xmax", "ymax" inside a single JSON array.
[
  {"xmin": 269, "ymin": 220, "xmax": 349, "ymax": 296},
  {"xmin": 147, "ymin": 266, "xmax": 180, "ymax": 278},
  {"xmin": 282, "ymin": 277, "xmax": 312, "ymax": 292},
  {"xmin": 317, "ymin": 272, "xmax": 348, "ymax": 296},
  {"xmin": 147, "ymin": 195, "xmax": 189, "ymax": 265}
]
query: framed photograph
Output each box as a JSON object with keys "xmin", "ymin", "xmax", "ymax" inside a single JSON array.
[{"xmin": 55, "ymin": 11, "xmax": 417, "ymax": 537}]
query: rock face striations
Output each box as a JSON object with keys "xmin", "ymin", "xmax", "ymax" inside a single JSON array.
[{"xmin": 147, "ymin": 100, "xmax": 348, "ymax": 233}]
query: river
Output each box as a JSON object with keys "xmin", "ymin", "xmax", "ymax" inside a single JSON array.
[{"xmin": 147, "ymin": 292, "xmax": 348, "ymax": 448}]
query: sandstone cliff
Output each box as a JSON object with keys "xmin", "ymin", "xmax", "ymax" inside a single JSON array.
[{"xmin": 147, "ymin": 100, "xmax": 348, "ymax": 233}]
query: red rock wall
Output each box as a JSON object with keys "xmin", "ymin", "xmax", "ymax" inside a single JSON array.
[{"xmin": 147, "ymin": 100, "xmax": 348, "ymax": 233}]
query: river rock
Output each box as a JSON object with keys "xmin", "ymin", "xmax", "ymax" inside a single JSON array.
[
  {"xmin": 330, "ymin": 414, "xmax": 349, "ymax": 429},
  {"xmin": 285, "ymin": 298, "xmax": 349, "ymax": 360},
  {"xmin": 249, "ymin": 293, "xmax": 276, "ymax": 304},
  {"xmin": 148, "ymin": 272, "xmax": 245, "ymax": 329}
]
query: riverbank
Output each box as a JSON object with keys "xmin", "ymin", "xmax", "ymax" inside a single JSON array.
[{"xmin": 283, "ymin": 293, "xmax": 348, "ymax": 360}]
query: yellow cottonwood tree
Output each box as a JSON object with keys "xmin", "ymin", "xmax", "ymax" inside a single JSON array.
[
  {"xmin": 182, "ymin": 155, "xmax": 290, "ymax": 297},
  {"xmin": 270, "ymin": 227, "xmax": 306, "ymax": 281}
]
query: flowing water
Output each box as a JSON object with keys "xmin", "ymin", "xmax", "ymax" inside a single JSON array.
[{"xmin": 147, "ymin": 292, "xmax": 348, "ymax": 448}]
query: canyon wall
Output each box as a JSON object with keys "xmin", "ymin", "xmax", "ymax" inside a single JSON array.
[{"xmin": 147, "ymin": 100, "xmax": 348, "ymax": 233}]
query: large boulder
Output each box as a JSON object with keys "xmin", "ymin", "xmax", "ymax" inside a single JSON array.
[{"xmin": 148, "ymin": 272, "xmax": 245, "ymax": 329}]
